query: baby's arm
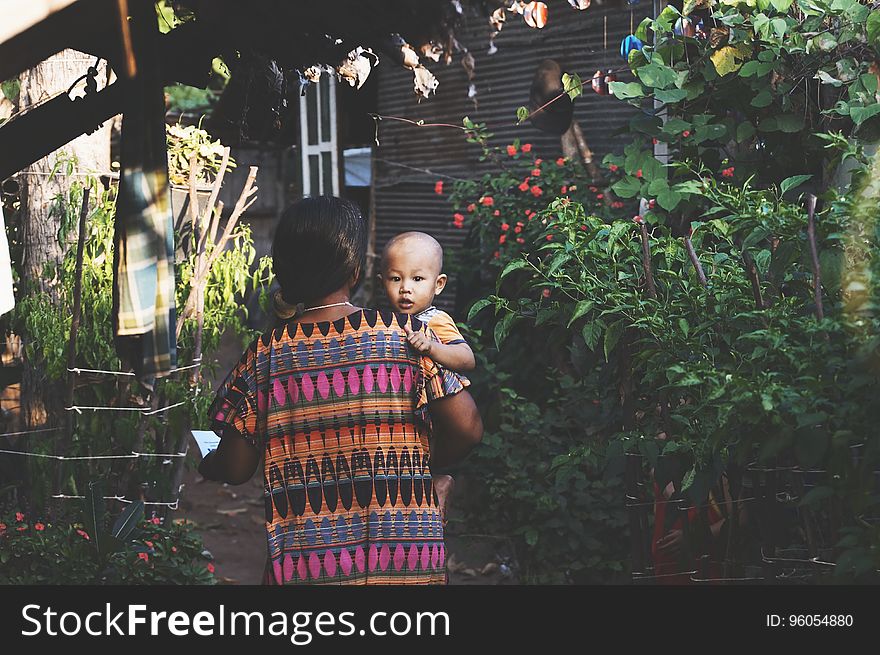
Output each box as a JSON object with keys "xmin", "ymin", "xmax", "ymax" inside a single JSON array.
[{"xmin": 405, "ymin": 329, "xmax": 476, "ymax": 371}]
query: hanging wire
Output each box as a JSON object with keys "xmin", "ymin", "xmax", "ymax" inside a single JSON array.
[
  {"xmin": 67, "ymin": 357, "xmax": 202, "ymax": 377},
  {"xmin": 0, "ymin": 427, "xmax": 63, "ymax": 439},
  {"xmin": 0, "ymin": 449, "xmax": 186, "ymax": 461}
]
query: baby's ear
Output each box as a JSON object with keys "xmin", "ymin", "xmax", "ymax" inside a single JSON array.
[{"xmin": 435, "ymin": 273, "xmax": 448, "ymax": 294}]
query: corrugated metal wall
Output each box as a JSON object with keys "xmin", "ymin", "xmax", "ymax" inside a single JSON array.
[{"xmin": 374, "ymin": 1, "xmax": 640, "ymax": 311}]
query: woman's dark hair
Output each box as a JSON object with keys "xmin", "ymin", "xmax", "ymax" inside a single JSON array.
[{"xmin": 272, "ymin": 196, "xmax": 367, "ymax": 304}]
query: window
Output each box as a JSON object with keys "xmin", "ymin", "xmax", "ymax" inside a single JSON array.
[{"xmin": 299, "ymin": 75, "xmax": 339, "ymax": 196}]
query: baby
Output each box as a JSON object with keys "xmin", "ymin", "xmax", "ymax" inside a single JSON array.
[{"xmin": 379, "ymin": 231, "xmax": 476, "ymax": 523}]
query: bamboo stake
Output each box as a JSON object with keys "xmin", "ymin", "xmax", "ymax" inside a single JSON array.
[
  {"xmin": 636, "ymin": 203, "xmax": 657, "ymax": 300},
  {"xmin": 57, "ymin": 187, "xmax": 90, "ymax": 494},
  {"xmin": 805, "ymin": 194, "xmax": 824, "ymax": 320}
]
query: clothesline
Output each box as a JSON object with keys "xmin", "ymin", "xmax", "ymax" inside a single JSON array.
[
  {"xmin": 0, "ymin": 427, "xmax": 62, "ymax": 439},
  {"xmin": 67, "ymin": 357, "xmax": 202, "ymax": 377},
  {"xmin": 625, "ymin": 494, "xmax": 758, "ymax": 510},
  {"xmin": 0, "ymin": 448, "xmax": 186, "ymax": 461},
  {"xmin": 52, "ymin": 492, "xmax": 182, "ymax": 510},
  {"xmin": 65, "ymin": 399, "xmax": 190, "ymax": 415}
]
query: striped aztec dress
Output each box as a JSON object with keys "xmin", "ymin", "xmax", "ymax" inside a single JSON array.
[{"xmin": 209, "ymin": 309, "xmax": 466, "ymax": 584}]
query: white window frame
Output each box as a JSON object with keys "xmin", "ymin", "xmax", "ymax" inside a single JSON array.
[{"xmin": 299, "ymin": 75, "xmax": 340, "ymax": 196}]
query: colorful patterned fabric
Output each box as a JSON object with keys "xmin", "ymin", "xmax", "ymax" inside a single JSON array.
[
  {"xmin": 209, "ymin": 309, "xmax": 467, "ymax": 585},
  {"xmin": 112, "ymin": 4, "xmax": 177, "ymax": 378}
]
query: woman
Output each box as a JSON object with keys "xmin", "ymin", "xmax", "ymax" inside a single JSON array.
[{"xmin": 199, "ymin": 196, "xmax": 482, "ymax": 585}]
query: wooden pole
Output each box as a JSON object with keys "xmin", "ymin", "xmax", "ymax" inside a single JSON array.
[
  {"xmin": 57, "ymin": 187, "xmax": 90, "ymax": 493},
  {"xmin": 805, "ymin": 194, "xmax": 824, "ymax": 320}
]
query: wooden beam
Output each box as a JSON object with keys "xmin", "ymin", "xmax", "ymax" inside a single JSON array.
[{"xmin": 0, "ymin": 80, "xmax": 126, "ymax": 181}]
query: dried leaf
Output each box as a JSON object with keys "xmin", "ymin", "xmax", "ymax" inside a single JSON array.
[
  {"xmin": 302, "ymin": 65, "xmax": 322, "ymax": 83},
  {"xmin": 490, "ymin": 7, "xmax": 506, "ymax": 31},
  {"xmin": 216, "ymin": 507, "xmax": 249, "ymax": 516},
  {"xmin": 420, "ymin": 42, "xmax": 444, "ymax": 63},
  {"xmin": 708, "ymin": 27, "xmax": 729, "ymax": 48},
  {"xmin": 461, "ymin": 52, "xmax": 476, "ymax": 80},
  {"xmin": 336, "ymin": 47, "xmax": 376, "ymax": 89},
  {"xmin": 460, "ymin": 568, "xmax": 478, "ymax": 578},
  {"xmin": 710, "ymin": 43, "xmax": 750, "ymax": 77},
  {"xmin": 401, "ymin": 45, "xmax": 420, "ymax": 70},
  {"xmin": 412, "ymin": 65, "xmax": 439, "ymax": 98},
  {"xmin": 480, "ymin": 562, "xmax": 500, "ymax": 575}
]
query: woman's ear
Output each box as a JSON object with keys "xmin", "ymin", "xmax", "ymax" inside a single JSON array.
[
  {"xmin": 434, "ymin": 273, "xmax": 448, "ymax": 295},
  {"xmin": 349, "ymin": 266, "xmax": 362, "ymax": 289}
]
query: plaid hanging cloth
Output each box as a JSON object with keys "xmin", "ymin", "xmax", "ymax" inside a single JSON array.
[{"xmin": 112, "ymin": 4, "xmax": 177, "ymax": 379}]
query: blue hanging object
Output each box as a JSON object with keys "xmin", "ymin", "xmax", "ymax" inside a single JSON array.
[
  {"xmin": 620, "ymin": 35, "xmax": 643, "ymax": 60},
  {"xmin": 627, "ymin": 0, "xmax": 640, "ymax": 5}
]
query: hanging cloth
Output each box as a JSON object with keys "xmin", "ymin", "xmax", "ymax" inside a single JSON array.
[
  {"xmin": 0, "ymin": 205, "xmax": 14, "ymax": 316},
  {"xmin": 112, "ymin": 3, "xmax": 176, "ymax": 378}
]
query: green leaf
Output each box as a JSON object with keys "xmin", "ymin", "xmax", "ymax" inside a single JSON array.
[
  {"xmin": 812, "ymin": 34, "xmax": 838, "ymax": 51},
  {"xmin": 611, "ymin": 176, "xmax": 642, "ymax": 199},
  {"xmin": 494, "ymin": 313, "xmax": 515, "ymax": 350},
  {"xmin": 681, "ymin": 467, "xmax": 696, "ymax": 491},
  {"xmin": 562, "ymin": 72, "xmax": 583, "ymax": 100},
  {"xmin": 1, "ymin": 78, "xmax": 20, "ymax": 101},
  {"xmin": 499, "ymin": 258, "xmax": 530, "ymax": 281},
  {"xmin": 770, "ymin": 0, "xmax": 792, "ymax": 10},
  {"xmin": 567, "ymin": 300, "xmax": 594, "ymax": 327},
  {"xmin": 111, "ymin": 501, "xmax": 144, "ymax": 541},
  {"xmin": 603, "ymin": 320, "xmax": 624, "ymax": 362},
  {"xmin": 868, "ymin": 11, "xmax": 880, "ymax": 48},
  {"xmin": 653, "ymin": 88, "xmax": 688, "ymax": 103},
  {"xmin": 736, "ymin": 122, "xmax": 756, "ymax": 142},
  {"xmin": 524, "ymin": 528, "xmax": 539, "ymax": 546},
  {"xmin": 654, "ymin": 5, "xmax": 681, "ymax": 33},
  {"xmin": 637, "ymin": 63, "xmax": 678, "ymax": 90},
  {"xmin": 657, "ymin": 188, "xmax": 682, "ymax": 210},
  {"xmin": 779, "ymin": 174, "xmax": 811, "ymax": 195},
  {"xmin": 770, "ymin": 17, "xmax": 787, "ymax": 38},
  {"xmin": 582, "ymin": 322, "xmax": 602, "ymax": 350},
  {"xmin": 710, "ymin": 44, "xmax": 750, "ymax": 77},
  {"xmin": 635, "ymin": 17, "xmax": 651, "ymax": 42},
  {"xmin": 467, "ymin": 298, "xmax": 493, "ymax": 321},
  {"xmin": 609, "ymin": 81, "xmax": 645, "ymax": 100},
  {"xmin": 695, "ymin": 123, "xmax": 727, "ymax": 142},
  {"xmin": 516, "ymin": 106, "xmax": 529, "ymax": 122},
  {"xmin": 750, "ymin": 90, "xmax": 773, "ymax": 107},
  {"xmin": 850, "ymin": 104, "xmax": 880, "ymax": 126},
  {"xmin": 678, "ymin": 318, "xmax": 689, "ymax": 338}
]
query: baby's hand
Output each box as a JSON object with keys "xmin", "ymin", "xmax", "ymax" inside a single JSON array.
[{"xmin": 403, "ymin": 324, "xmax": 432, "ymax": 355}]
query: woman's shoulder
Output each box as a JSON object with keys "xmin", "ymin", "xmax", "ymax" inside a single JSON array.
[{"xmin": 261, "ymin": 308, "xmax": 420, "ymax": 345}]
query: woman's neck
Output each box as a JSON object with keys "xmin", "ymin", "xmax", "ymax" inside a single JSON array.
[{"xmin": 292, "ymin": 289, "xmax": 360, "ymax": 323}]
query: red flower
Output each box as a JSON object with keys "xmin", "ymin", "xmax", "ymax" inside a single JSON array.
[
  {"xmin": 560, "ymin": 186, "xmax": 568, "ymax": 193},
  {"xmin": 589, "ymin": 186, "xmax": 598, "ymax": 193},
  {"xmin": 546, "ymin": 234, "xmax": 553, "ymax": 241},
  {"xmin": 611, "ymin": 201, "xmax": 624, "ymax": 209},
  {"xmin": 34, "ymin": 522, "xmax": 45, "ymax": 531},
  {"xmin": 516, "ymin": 237, "xmax": 525, "ymax": 244},
  {"xmin": 506, "ymin": 144, "xmax": 518, "ymax": 156},
  {"xmin": 150, "ymin": 517, "xmax": 161, "ymax": 525},
  {"xmin": 453, "ymin": 212, "xmax": 465, "ymax": 222},
  {"xmin": 521, "ymin": 143, "xmax": 532, "ymax": 153},
  {"xmin": 518, "ymin": 181, "xmax": 530, "ymax": 192},
  {"xmin": 138, "ymin": 552, "xmax": 149, "ymax": 563},
  {"xmin": 207, "ymin": 562, "xmax": 215, "ymax": 574},
  {"xmin": 542, "ymin": 289, "xmax": 551, "ymax": 298},
  {"xmin": 648, "ymin": 199, "xmax": 656, "ymax": 209},
  {"xmin": 534, "ymin": 158, "xmax": 543, "ymax": 165},
  {"xmin": 15, "ymin": 512, "xmax": 24, "ymax": 522},
  {"xmin": 76, "ymin": 529, "xmax": 90, "ymax": 541},
  {"xmin": 530, "ymin": 186, "xmax": 543, "ymax": 197},
  {"xmin": 0, "ymin": 522, "xmax": 6, "ymax": 535},
  {"xmin": 721, "ymin": 167, "xmax": 735, "ymax": 178},
  {"xmin": 596, "ymin": 194, "xmax": 604, "ymax": 200},
  {"xmin": 609, "ymin": 164, "xmax": 619, "ymax": 172},
  {"xmin": 480, "ymin": 196, "xmax": 494, "ymax": 206},
  {"xmin": 453, "ymin": 213, "xmax": 465, "ymax": 229},
  {"xmin": 514, "ymin": 225, "xmax": 522, "ymax": 233},
  {"xmin": 580, "ymin": 225, "xmax": 588, "ymax": 231},
  {"xmin": 493, "ymin": 209, "xmax": 501, "ymax": 217},
  {"xmin": 556, "ymin": 157, "xmax": 565, "ymax": 166},
  {"xmin": 499, "ymin": 234, "xmax": 507, "ymax": 244},
  {"xmin": 501, "ymin": 222, "xmax": 510, "ymax": 231},
  {"xmin": 171, "ymin": 546, "xmax": 177, "ymax": 553},
  {"xmin": 434, "ymin": 180, "xmax": 443, "ymax": 195},
  {"xmin": 531, "ymin": 168, "xmax": 541, "ymax": 177},
  {"xmin": 467, "ymin": 203, "xmax": 476, "ymax": 213},
  {"xmin": 682, "ymin": 130, "xmax": 691, "ymax": 138},
  {"xmin": 635, "ymin": 169, "xmax": 643, "ymax": 178},
  {"xmin": 652, "ymin": 138, "xmax": 659, "ymax": 145},
  {"xmin": 633, "ymin": 214, "xmax": 645, "ymax": 224},
  {"xmin": 17, "ymin": 525, "xmax": 26, "ymax": 532},
  {"xmin": 493, "ymin": 251, "xmax": 500, "ymax": 259},
  {"xmin": 145, "ymin": 540, "xmax": 154, "ymax": 549}
]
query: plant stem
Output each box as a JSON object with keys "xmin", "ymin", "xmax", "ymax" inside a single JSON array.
[
  {"xmin": 805, "ymin": 194, "xmax": 824, "ymax": 320},
  {"xmin": 684, "ymin": 237, "xmax": 708, "ymax": 287},
  {"xmin": 638, "ymin": 221, "xmax": 658, "ymax": 299}
]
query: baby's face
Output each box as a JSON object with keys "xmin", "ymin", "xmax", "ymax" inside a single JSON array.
[{"xmin": 381, "ymin": 241, "xmax": 446, "ymax": 315}]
